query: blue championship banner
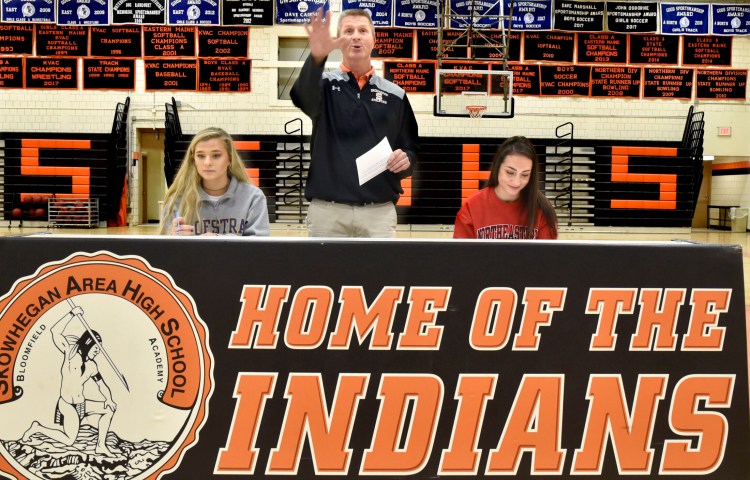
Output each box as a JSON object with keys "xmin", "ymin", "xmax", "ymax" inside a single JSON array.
[
  {"xmin": 2, "ymin": 0, "xmax": 55, "ymax": 23},
  {"xmin": 449, "ymin": 0, "xmax": 501, "ymax": 29},
  {"xmin": 57, "ymin": 0, "xmax": 110, "ymax": 25},
  {"xmin": 605, "ymin": 1, "xmax": 658, "ymax": 33},
  {"xmin": 661, "ymin": 3, "xmax": 710, "ymax": 35},
  {"xmin": 0, "ymin": 236, "xmax": 748, "ymax": 479},
  {"xmin": 712, "ymin": 4, "xmax": 750, "ymax": 36},
  {"xmin": 552, "ymin": 0, "xmax": 605, "ymax": 32},
  {"xmin": 394, "ymin": 0, "xmax": 439, "ymax": 29},
  {"xmin": 504, "ymin": 0, "xmax": 552, "ymax": 31},
  {"xmin": 169, "ymin": 0, "xmax": 219, "ymax": 25},
  {"xmin": 343, "ymin": 0, "xmax": 393, "ymax": 27},
  {"xmin": 275, "ymin": 0, "xmax": 328, "ymax": 24}
]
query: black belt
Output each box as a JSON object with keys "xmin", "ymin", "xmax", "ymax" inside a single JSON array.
[{"xmin": 316, "ymin": 199, "xmax": 387, "ymax": 207}]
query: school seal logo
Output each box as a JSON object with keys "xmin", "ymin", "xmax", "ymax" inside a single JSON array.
[{"xmin": 0, "ymin": 251, "xmax": 213, "ymax": 480}]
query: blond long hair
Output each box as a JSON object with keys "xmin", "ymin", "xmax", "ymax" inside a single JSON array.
[{"xmin": 159, "ymin": 127, "xmax": 250, "ymax": 234}]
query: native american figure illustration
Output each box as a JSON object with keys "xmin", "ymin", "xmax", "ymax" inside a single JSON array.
[{"xmin": 22, "ymin": 300, "xmax": 128, "ymax": 455}]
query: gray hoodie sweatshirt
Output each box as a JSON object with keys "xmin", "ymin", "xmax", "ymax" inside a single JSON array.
[{"xmin": 165, "ymin": 176, "xmax": 270, "ymax": 236}]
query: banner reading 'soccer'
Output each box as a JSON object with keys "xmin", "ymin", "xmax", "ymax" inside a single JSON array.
[
  {"xmin": 0, "ymin": 236, "xmax": 748, "ymax": 479},
  {"xmin": 504, "ymin": 0, "xmax": 552, "ymax": 31}
]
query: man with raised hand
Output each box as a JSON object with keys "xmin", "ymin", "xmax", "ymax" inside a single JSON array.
[{"xmin": 291, "ymin": 8, "xmax": 419, "ymax": 238}]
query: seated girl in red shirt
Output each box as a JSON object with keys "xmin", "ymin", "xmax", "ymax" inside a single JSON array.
[{"xmin": 454, "ymin": 136, "xmax": 558, "ymax": 239}]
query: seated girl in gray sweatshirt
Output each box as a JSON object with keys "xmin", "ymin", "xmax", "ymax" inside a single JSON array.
[{"xmin": 160, "ymin": 127, "xmax": 270, "ymax": 236}]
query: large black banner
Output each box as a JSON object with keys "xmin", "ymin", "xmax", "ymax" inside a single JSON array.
[{"xmin": 0, "ymin": 237, "xmax": 748, "ymax": 479}]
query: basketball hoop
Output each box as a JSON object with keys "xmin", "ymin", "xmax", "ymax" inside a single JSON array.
[{"xmin": 466, "ymin": 105, "xmax": 487, "ymax": 119}]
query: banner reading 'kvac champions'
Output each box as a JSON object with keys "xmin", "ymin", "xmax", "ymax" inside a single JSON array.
[{"xmin": 0, "ymin": 236, "xmax": 747, "ymax": 479}]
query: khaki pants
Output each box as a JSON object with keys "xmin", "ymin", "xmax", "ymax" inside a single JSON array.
[{"xmin": 306, "ymin": 199, "xmax": 397, "ymax": 238}]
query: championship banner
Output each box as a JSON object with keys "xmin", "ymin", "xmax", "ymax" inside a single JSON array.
[
  {"xmin": 222, "ymin": 0, "xmax": 274, "ymax": 26},
  {"xmin": 344, "ymin": 0, "xmax": 393, "ymax": 27},
  {"xmin": 552, "ymin": 0, "xmax": 605, "ymax": 32},
  {"xmin": 0, "ymin": 237, "xmax": 747, "ymax": 479},
  {"xmin": 0, "ymin": 58, "xmax": 23, "ymax": 88},
  {"xmin": 394, "ymin": 0, "xmax": 439, "ymax": 29},
  {"xmin": 0, "ymin": 25, "xmax": 34, "ymax": 54},
  {"xmin": 35, "ymin": 24, "xmax": 88, "ymax": 55},
  {"xmin": 605, "ymin": 1, "xmax": 658, "ymax": 33},
  {"xmin": 275, "ymin": 0, "xmax": 328, "ymax": 24},
  {"xmin": 449, "ymin": 0, "xmax": 501, "ymax": 29},
  {"xmin": 2, "ymin": 0, "xmax": 55, "ymax": 23},
  {"xmin": 712, "ymin": 4, "xmax": 750, "ymax": 36},
  {"xmin": 168, "ymin": 0, "xmax": 219, "ymax": 25},
  {"xmin": 661, "ymin": 3, "xmax": 709, "ymax": 35},
  {"xmin": 504, "ymin": 0, "xmax": 552, "ymax": 31},
  {"xmin": 57, "ymin": 0, "xmax": 109, "ymax": 25},
  {"xmin": 111, "ymin": 0, "xmax": 166, "ymax": 25}
]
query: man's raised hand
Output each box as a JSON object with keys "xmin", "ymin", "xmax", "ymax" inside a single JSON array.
[{"xmin": 306, "ymin": 8, "xmax": 345, "ymax": 64}]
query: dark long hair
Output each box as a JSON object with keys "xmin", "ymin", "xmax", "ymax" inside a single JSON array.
[
  {"xmin": 487, "ymin": 136, "xmax": 558, "ymax": 238},
  {"xmin": 75, "ymin": 330, "xmax": 102, "ymax": 374}
]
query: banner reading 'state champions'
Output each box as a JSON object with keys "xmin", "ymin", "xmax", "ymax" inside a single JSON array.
[
  {"xmin": 344, "ymin": 0, "xmax": 392, "ymax": 26},
  {"xmin": 2, "ymin": 0, "xmax": 55, "ymax": 23},
  {"xmin": 504, "ymin": 0, "xmax": 552, "ymax": 30},
  {"xmin": 712, "ymin": 4, "xmax": 750, "ymax": 35},
  {"xmin": 57, "ymin": 0, "xmax": 110, "ymax": 25},
  {"xmin": 661, "ymin": 3, "xmax": 710, "ymax": 35},
  {"xmin": 275, "ymin": 0, "xmax": 328, "ymax": 24},
  {"xmin": 169, "ymin": 0, "xmax": 219, "ymax": 24}
]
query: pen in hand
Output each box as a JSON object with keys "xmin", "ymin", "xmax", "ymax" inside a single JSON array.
[{"xmin": 176, "ymin": 211, "xmax": 182, "ymax": 234}]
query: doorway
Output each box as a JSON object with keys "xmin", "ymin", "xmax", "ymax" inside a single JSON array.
[
  {"xmin": 137, "ymin": 129, "xmax": 166, "ymax": 224},
  {"xmin": 692, "ymin": 160, "xmax": 711, "ymax": 228}
]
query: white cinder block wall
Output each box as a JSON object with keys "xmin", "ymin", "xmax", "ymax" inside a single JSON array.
[{"xmin": 0, "ymin": 0, "xmax": 748, "ymax": 224}]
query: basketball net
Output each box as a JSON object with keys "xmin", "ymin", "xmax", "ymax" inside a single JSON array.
[{"xmin": 466, "ymin": 105, "xmax": 487, "ymax": 119}]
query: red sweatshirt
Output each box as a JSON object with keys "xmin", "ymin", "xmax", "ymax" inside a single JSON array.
[{"xmin": 453, "ymin": 187, "xmax": 557, "ymax": 239}]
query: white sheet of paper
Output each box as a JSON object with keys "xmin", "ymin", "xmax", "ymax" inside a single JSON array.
[{"xmin": 356, "ymin": 137, "xmax": 392, "ymax": 186}]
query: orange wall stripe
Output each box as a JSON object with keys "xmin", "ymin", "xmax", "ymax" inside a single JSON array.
[
  {"xmin": 612, "ymin": 146, "xmax": 677, "ymax": 157},
  {"xmin": 462, "ymin": 144, "xmax": 480, "ymax": 153},
  {"xmin": 18, "ymin": 138, "xmax": 92, "ymax": 199},
  {"xmin": 660, "ymin": 192, "xmax": 677, "ymax": 201},
  {"xmin": 610, "ymin": 149, "xmax": 679, "ymax": 210},
  {"xmin": 464, "ymin": 161, "xmax": 480, "ymax": 171},
  {"xmin": 22, "ymin": 139, "xmax": 91, "ymax": 149},
  {"xmin": 236, "ymin": 141, "xmax": 261, "ymax": 151},
  {"xmin": 462, "ymin": 144, "xmax": 487, "ymax": 205},
  {"xmin": 463, "ymin": 171, "xmax": 489, "ymax": 181},
  {"xmin": 612, "ymin": 155, "xmax": 628, "ymax": 164},
  {"xmin": 713, "ymin": 161, "xmax": 750, "ymax": 171},
  {"xmin": 244, "ymin": 167, "xmax": 260, "ymax": 186},
  {"xmin": 397, "ymin": 178, "xmax": 412, "ymax": 206}
]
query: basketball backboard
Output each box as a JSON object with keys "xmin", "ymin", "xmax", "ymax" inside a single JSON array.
[{"xmin": 433, "ymin": 68, "xmax": 514, "ymax": 118}]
